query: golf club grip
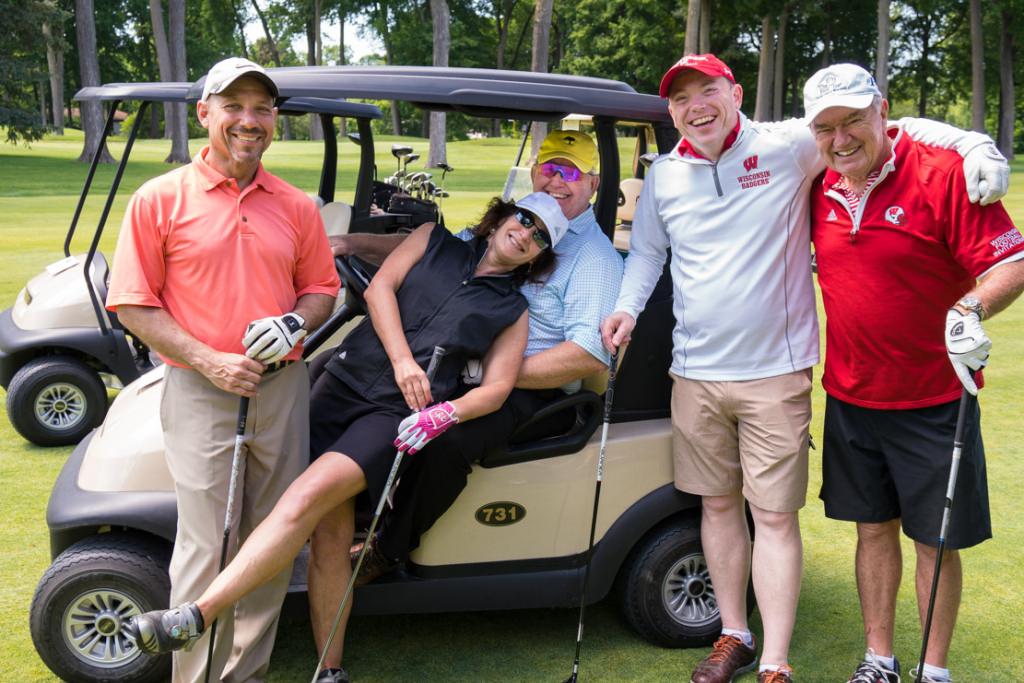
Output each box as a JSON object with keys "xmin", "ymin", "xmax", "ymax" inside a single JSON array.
[
  {"xmin": 425, "ymin": 345, "xmax": 446, "ymax": 383},
  {"xmin": 602, "ymin": 349, "xmax": 621, "ymax": 422},
  {"xmin": 236, "ymin": 396, "xmax": 250, "ymax": 435}
]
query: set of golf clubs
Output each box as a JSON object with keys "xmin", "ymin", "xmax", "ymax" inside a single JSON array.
[
  {"xmin": 384, "ymin": 144, "xmax": 453, "ymax": 208},
  {"xmin": 203, "ymin": 333, "xmax": 971, "ymax": 682}
]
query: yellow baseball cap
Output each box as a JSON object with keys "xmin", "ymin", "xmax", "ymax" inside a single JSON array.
[{"xmin": 538, "ymin": 130, "xmax": 599, "ymax": 174}]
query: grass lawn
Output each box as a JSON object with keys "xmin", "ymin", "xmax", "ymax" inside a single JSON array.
[{"xmin": 1, "ymin": 132, "xmax": 1022, "ymax": 682}]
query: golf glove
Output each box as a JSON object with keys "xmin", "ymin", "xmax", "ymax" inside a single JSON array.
[
  {"xmin": 243, "ymin": 312, "xmax": 307, "ymax": 364},
  {"xmin": 963, "ymin": 143, "xmax": 1009, "ymax": 206},
  {"xmin": 394, "ymin": 401, "xmax": 459, "ymax": 455},
  {"xmin": 945, "ymin": 308, "xmax": 991, "ymax": 395}
]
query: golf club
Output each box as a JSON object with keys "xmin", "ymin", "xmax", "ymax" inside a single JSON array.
[
  {"xmin": 310, "ymin": 346, "xmax": 447, "ymax": 683},
  {"xmin": 562, "ymin": 348, "xmax": 621, "ymax": 683},
  {"xmin": 203, "ymin": 396, "xmax": 250, "ymax": 683},
  {"xmin": 915, "ymin": 385, "xmax": 975, "ymax": 683},
  {"xmin": 390, "ymin": 144, "xmax": 413, "ymax": 173},
  {"xmin": 403, "ymin": 153, "xmax": 420, "ymax": 175}
]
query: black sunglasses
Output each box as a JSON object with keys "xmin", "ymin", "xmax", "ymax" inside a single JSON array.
[{"xmin": 515, "ymin": 210, "xmax": 551, "ymax": 250}]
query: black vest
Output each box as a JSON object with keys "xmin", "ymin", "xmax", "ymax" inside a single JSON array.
[{"xmin": 326, "ymin": 225, "xmax": 528, "ymax": 408}]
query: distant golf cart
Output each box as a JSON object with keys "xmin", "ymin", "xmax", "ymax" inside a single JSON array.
[
  {"xmin": 0, "ymin": 84, "xmax": 382, "ymax": 447},
  {"xmin": 30, "ymin": 67, "xmax": 745, "ymax": 683}
]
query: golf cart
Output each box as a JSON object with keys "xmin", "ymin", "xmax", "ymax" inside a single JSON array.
[
  {"xmin": 0, "ymin": 83, "xmax": 383, "ymax": 447},
  {"xmin": 30, "ymin": 66, "xmax": 739, "ymax": 683}
]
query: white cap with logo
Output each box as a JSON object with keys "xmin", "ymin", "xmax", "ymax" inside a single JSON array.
[
  {"xmin": 803, "ymin": 63, "xmax": 882, "ymax": 123},
  {"xmin": 515, "ymin": 192, "xmax": 569, "ymax": 248},
  {"xmin": 201, "ymin": 57, "xmax": 279, "ymax": 102}
]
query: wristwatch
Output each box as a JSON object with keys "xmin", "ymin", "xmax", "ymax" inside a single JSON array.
[{"xmin": 955, "ymin": 295, "xmax": 985, "ymax": 320}]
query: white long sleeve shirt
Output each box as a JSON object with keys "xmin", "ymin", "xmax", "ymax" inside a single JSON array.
[{"xmin": 615, "ymin": 113, "xmax": 992, "ymax": 382}]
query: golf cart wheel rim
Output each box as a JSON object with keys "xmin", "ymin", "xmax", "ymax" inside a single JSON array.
[
  {"xmin": 33, "ymin": 382, "xmax": 88, "ymax": 431},
  {"xmin": 662, "ymin": 551, "xmax": 719, "ymax": 628},
  {"xmin": 62, "ymin": 588, "xmax": 143, "ymax": 668}
]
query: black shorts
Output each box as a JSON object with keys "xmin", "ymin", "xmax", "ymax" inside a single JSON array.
[
  {"xmin": 309, "ymin": 370, "xmax": 407, "ymax": 509},
  {"xmin": 819, "ymin": 395, "xmax": 991, "ymax": 549}
]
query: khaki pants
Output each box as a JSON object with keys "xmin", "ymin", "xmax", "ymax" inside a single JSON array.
[{"xmin": 161, "ymin": 363, "xmax": 308, "ymax": 683}]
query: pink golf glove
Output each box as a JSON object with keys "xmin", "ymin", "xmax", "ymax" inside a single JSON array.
[{"xmin": 394, "ymin": 401, "xmax": 459, "ymax": 455}]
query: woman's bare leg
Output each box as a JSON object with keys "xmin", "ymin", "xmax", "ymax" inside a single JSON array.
[
  {"xmin": 309, "ymin": 498, "xmax": 357, "ymax": 669},
  {"xmin": 193, "ymin": 452, "xmax": 367, "ymax": 623}
]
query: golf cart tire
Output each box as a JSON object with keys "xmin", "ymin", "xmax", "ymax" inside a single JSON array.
[
  {"xmin": 7, "ymin": 355, "xmax": 108, "ymax": 447},
  {"xmin": 30, "ymin": 533, "xmax": 171, "ymax": 683},
  {"xmin": 617, "ymin": 519, "xmax": 723, "ymax": 648}
]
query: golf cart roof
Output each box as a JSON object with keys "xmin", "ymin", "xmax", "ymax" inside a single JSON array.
[
  {"xmin": 75, "ymin": 83, "xmax": 193, "ymax": 102},
  {"xmin": 75, "ymin": 83, "xmax": 383, "ymax": 120},
  {"xmin": 188, "ymin": 66, "xmax": 672, "ymax": 125}
]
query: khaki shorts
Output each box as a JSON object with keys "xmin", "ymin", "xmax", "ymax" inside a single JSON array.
[{"xmin": 671, "ymin": 369, "xmax": 812, "ymax": 513}]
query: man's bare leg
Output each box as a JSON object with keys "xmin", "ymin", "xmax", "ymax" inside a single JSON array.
[
  {"xmin": 749, "ymin": 504, "xmax": 802, "ymax": 667},
  {"xmin": 701, "ymin": 492, "xmax": 752, "ymax": 632},
  {"xmin": 856, "ymin": 520, "xmax": 902, "ymax": 658},
  {"xmin": 914, "ymin": 542, "xmax": 962, "ymax": 669}
]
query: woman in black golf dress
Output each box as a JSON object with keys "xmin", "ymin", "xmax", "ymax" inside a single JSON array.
[{"xmin": 127, "ymin": 193, "xmax": 568, "ymax": 681}]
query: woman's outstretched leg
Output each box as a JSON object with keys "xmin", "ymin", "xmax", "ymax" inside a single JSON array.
[{"xmin": 128, "ymin": 452, "xmax": 367, "ymax": 653}]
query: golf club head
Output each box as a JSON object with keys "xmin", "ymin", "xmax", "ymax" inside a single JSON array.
[
  {"xmin": 347, "ymin": 132, "xmax": 362, "ymax": 146},
  {"xmin": 639, "ymin": 152, "xmax": 659, "ymax": 169},
  {"xmin": 435, "ymin": 162, "xmax": 453, "ymax": 173},
  {"xmin": 390, "ymin": 144, "xmax": 413, "ymax": 158},
  {"xmin": 404, "ymin": 153, "xmax": 421, "ymax": 172}
]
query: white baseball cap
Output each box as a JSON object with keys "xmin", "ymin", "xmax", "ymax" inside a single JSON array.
[
  {"xmin": 803, "ymin": 63, "xmax": 882, "ymax": 123},
  {"xmin": 201, "ymin": 57, "xmax": 279, "ymax": 102},
  {"xmin": 515, "ymin": 192, "xmax": 569, "ymax": 248}
]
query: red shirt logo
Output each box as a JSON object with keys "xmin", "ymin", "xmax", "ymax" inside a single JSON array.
[
  {"xmin": 884, "ymin": 206, "xmax": 905, "ymax": 226},
  {"xmin": 743, "ymin": 155, "xmax": 758, "ymax": 172}
]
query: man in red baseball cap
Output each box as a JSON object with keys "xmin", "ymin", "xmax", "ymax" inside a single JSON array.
[{"xmin": 602, "ymin": 52, "xmax": 1010, "ymax": 683}]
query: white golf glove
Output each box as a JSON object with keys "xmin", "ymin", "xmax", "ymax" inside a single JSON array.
[
  {"xmin": 945, "ymin": 308, "xmax": 991, "ymax": 395},
  {"xmin": 243, "ymin": 312, "xmax": 307, "ymax": 364},
  {"xmin": 963, "ymin": 143, "xmax": 1009, "ymax": 206}
]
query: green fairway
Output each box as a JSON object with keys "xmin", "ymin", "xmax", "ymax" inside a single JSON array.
[{"xmin": 1, "ymin": 134, "xmax": 1022, "ymax": 682}]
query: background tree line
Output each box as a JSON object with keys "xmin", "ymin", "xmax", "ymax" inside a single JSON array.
[{"xmin": 2, "ymin": 0, "xmax": 1020, "ymax": 163}]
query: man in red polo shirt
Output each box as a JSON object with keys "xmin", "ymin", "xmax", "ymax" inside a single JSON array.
[
  {"xmin": 806, "ymin": 63, "xmax": 1024, "ymax": 683},
  {"xmin": 107, "ymin": 58, "xmax": 338, "ymax": 683}
]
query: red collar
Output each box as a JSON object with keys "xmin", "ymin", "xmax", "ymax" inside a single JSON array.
[{"xmin": 677, "ymin": 117, "xmax": 741, "ymax": 160}]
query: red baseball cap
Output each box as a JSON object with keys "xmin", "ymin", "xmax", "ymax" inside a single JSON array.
[{"xmin": 658, "ymin": 53, "xmax": 736, "ymax": 98}]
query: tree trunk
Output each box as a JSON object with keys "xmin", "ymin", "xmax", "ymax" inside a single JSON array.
[
  {"xmin": 773, "ymin": 9, "xmax": 787, "ymax": 120},
  {"xmin": 74, "ymin": 0, "xmax": 115, "ymax": 163},
  {"xmin": 491, "ymin": 0, "xmax": 511, "ymax": 137},
  {"xmin": 428, "ymin": 0, "xmax": 450, "ymax": 167},
  {"xmin": 754, "ymin": 15, "xmax": 774, "ymax": 122},
  {"xmin": 307, "ymin": 1, "xmax": 324, "ymax": 141},
  {"xmin": 251, "ymin": 0, "xmax": 292, "ymax": 140},
  {"xmin": 43, "ymin": 19, "xmax": 65, "ymax": 134},
  {"xmin": 528, "ymin": 0, "xmax": 553, "ymax": 162},
  {"xmin": 699, "ymin": 0, "xmax": 710, "ymax": 53},
  {"xmin": 149, "ymin": 0, "xmax": 174, "ymax": 140},
  {"xmin": 166, "ymin": 0, "xmax": 190, "ymax": 162},
  {"xmin": 969, "ymin": 0, "xmax": 985, "ymax": 132},
  {"xmin": 685, "ymin": 0, "xmax": 700, "ymax": 55},
  {"xmin": 875, "ymin": 0, "xmax": 890, "ymax": 96},
  {"xmin": 230, "ymin": 0, "xmax": 249, "ymax": 58},
  {"xmin": 917, "ymin": 16, "xmax": 932, "ymax": 118},
  {"xmin": 997, "ymin": 3, "xmax": 1015, "ymax": 159},
  {"xmin": 38, "ymin": 81, "xmax": 48, "ymax": 127}
]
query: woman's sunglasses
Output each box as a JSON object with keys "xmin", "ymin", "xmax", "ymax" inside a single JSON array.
[
  {"xmin": 538, "ymin": 162, "xmax": 584, "ymax": 183},
  {"xmin": 514, "ymin": 210, "xmax": 552, "ymax": 250}
]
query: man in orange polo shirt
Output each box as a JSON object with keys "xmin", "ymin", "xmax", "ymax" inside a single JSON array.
[{"xmin": 106, "ymin": 58, "xmax": 338, "ymax": 683}]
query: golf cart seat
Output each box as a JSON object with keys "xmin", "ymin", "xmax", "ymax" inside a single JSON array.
[
  {"xmin": 307, "ymin": 192, "xmax": 326, "ymax": 209},
  {"xmin": 478, "ymin": 389, "xmax": 603, "ymax": 469},
  {"xmin": 617, "ymin": 178, "xmax": 643, "ymax": 224},
  {"xmin": 321, "ymin": 202, "xmax": 353, "ymax": 237}
]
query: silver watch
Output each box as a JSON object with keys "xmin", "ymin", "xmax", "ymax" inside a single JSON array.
[{"xmin": 955, "ymin": 295, "xmax": 985, "ymax": 320}]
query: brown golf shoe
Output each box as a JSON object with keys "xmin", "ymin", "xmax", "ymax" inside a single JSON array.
[
  {"xmin": 350, "ymin": 537, "xmax": 397, "ymax": 587},
  {"xmin": 690, "ymin": 634, "xmax": 757, "ymax": 683},
  {"xmin": 758, "ymin": 665, "xmax": 794, "ymax": 683}
]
